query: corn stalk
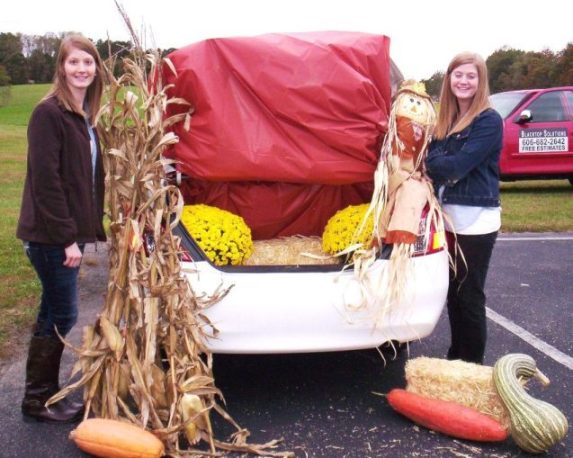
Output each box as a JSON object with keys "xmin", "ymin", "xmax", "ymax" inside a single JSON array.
[{"xmin": 48, "ymin": 4, "xmax": 292, "ymax": 457}]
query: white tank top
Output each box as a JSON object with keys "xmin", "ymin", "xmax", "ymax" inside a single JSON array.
[{"xmin": 443, "ymin": 204, "xmax": 501, "ymax": 235}]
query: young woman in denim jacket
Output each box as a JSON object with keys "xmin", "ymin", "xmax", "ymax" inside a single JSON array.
[
  {"xmin": 16, "ymin": 34, "xmax": 106, "ymax": 422},
  {"xmin": 425, "ymin": 52, "xmax": 503, "ymax": 364}
]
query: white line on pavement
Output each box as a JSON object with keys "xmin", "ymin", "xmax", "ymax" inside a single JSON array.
[
  {"xmin": 486, "ymin": 307, "xmax": 573, "ymax": 370},
  {"xmin": 497, "ymin": 236, "xmax": 573, "ymax": 241}
]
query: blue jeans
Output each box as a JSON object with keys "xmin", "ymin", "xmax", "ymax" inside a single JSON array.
[{"xmin": 24, "ymin": 242, "xmax": 84, "ymax": 338}]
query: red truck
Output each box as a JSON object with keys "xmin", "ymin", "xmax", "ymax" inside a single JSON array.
[{"xmin": 489, "ymin": 86, "xmax": 573, "ymax": 184}]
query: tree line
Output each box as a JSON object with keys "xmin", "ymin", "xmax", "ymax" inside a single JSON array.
[
  {"xmin": 1, "ymin": 32, "xmax": 572, "ymax": 95},
  {"xmin": 0, "ymin": 32, "xmax": 177, "ymax": 87},
  {"xmin": 422, "ymin": 44, "xmax": 573, "ymax": 99}
]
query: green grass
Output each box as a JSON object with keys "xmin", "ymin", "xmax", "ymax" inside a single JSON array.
[
  {"xmin": 0, "ymin": 83, "xmax": 572, "ymax": 360},
  {"xmin": 500, "ymin": 180, "xmax": 573, "ymax": 232},
  {"xmin": 0, "ymin": 85, "xmax": 49, "ymax": 126},
  {"xmin": 0, "ymin": 85, "xmax": 51, "ymax": 357}
]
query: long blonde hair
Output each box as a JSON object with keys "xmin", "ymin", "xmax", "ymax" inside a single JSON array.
[
  {"xmin": 44, "ymin": 33, "xmax": 104, "ymax": 124},
  {"xmin": 434, "ymin": 52, "xmax": 491, "ymax": 140}
]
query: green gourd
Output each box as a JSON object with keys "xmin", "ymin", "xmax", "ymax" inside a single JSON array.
[{"xmin": 493, "ymin": 353, "xmax": 569, "ymax": 454}]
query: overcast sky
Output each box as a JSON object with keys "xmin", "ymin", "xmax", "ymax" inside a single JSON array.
[{"xmin": 2, "ymin": 0, "xmax": 571, "ymax": 80}]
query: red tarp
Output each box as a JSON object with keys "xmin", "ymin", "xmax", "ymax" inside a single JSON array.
[
  {"xmin": 179, "ymin": 180, "xmax": 374, "ymax": 240},
  {"xmin": 164, "ymin": 32, "xmax": 393, "ymax": 239}
]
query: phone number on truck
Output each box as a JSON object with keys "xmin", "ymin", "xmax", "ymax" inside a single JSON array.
[{"xmin": 519, "ymin": 137, "xmax": 568, "ymax": 152}]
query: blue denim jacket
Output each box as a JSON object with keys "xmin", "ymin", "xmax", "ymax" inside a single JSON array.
[{"xmin": 425, "ymin": 108, "xmax": 503, "ymax": 207}]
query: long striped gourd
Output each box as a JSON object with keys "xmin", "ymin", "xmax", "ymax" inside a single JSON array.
[{"xmin": 493, "ymin": 353, "xmax": 569, "ymax": 454}]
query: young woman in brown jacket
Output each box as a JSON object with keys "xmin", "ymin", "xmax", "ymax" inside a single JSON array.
[{"xmin": 16, "ymin": 33, "xmax": 106, "ymax": 423}]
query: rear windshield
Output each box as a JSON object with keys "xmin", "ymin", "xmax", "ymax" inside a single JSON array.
[{"xmin": 490, "ymin": 92, "xmax": 530, "ymax": 118}]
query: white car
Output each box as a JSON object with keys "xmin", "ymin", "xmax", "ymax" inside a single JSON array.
[
  {"xmin": 167, "ymin": 32, "xmax": 448, "ymax": 353},
  {"xmin": 176, "ymin": 218, "xmax": 448, "ymax": 354}
]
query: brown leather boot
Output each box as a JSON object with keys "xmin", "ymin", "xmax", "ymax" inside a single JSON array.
[{"xmin": 21, "ymin": 336, "xmax": 84, "ymax": 423}]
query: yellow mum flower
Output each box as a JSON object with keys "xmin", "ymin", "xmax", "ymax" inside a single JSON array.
[
  {"xmin": 322, "ymin": 203, "xmax": 374, "ymax": 255},
  {"xmin": 181, "ymin": 204, "xmax": 253, "ymax": 266}
]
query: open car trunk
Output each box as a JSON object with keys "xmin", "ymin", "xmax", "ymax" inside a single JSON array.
[
  {"xmin": 164, "ymin": 32, "xmax": 401, "ymax": 242},
  {"xmin": 161, "ymin": 34, "xmax": 450, "ymax": 352}
]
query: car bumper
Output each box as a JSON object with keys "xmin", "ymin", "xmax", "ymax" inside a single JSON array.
[{"xmin": 181, "ymin": 249, "xmax": 448, "ymax": 353}]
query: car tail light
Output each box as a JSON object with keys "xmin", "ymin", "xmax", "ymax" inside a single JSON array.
[
  {"xmin": 180, "ymin": 249, "xmax": 194, "ymax": 262},
  {"xmin": 429, "ymin": 230, "xmax": 446, "ymax": 252},
  {"xmin": 412, "ymin": 207, "xmax": 446, "ymax": 257}
]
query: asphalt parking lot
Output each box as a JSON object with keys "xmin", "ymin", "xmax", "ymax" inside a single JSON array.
[
  {"xmin": 0, "ymin": 234, "xmax": 571, "ymax": 457},
  {"xmin": 209, "ymin": 234, "xmax": 573, "ymax": 457}
]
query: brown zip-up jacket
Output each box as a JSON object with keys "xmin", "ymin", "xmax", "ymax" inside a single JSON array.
[{"xmin": 17, "ymin": 96, "xmax": 106, "ymax": 247}]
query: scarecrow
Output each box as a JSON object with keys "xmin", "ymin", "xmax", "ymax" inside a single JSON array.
[
  {"xmin": 349, "ymin": 80, "xmax": 443, "ymax": 327},
  {"xmin": 377, "ymin": 80, "xmax": 438, "ymax": 245}
]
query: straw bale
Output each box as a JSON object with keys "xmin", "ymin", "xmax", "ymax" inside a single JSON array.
[
  {"xmin": 243, "ymin": 235, "xmax": 338, "ymax": 266},
  {"xmin": 405, "ymin": 357, "xmax": 511, "ymax": 427}
]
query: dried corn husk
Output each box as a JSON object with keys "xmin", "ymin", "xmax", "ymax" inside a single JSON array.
[
  {"xmin": 47, "ymin": 3, "xmax": 292, "ymax": 457},
  {"xmin": 98, "ymin": 315, "xmax": 124, "ymax": 360},
  {"xmin": 179, "ymin": 394, "xmax": 212, "ymax": 445}
]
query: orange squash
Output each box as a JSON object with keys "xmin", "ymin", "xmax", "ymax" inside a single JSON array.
[
  {"xmin": 387, "ymin": 388, "xmax": 509, "ymax": 442},
  {"xmin": 69, "ymin": 418, "xmax": 165, "ymax": 458}
]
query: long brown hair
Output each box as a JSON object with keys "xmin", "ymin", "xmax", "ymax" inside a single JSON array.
[
  {"xmin": 44, "ymin": 33, "xmax": 104, "ymax": 124},
  {"xmin": 434, "ymin": 52, "xmax": 491, "ymax": 140}
]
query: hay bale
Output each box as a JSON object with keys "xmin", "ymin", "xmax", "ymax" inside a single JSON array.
[
  {"xmin": 243, "ymin": 236, "xmax": 338, "ymax": 266},
  {"xmin": 405, "ymin": 357, "xmax": 511, "ymax": 427}
]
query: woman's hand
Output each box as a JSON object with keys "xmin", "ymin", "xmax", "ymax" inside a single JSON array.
[{"xmin": 63, "ymin": 242, "xmax": 82, "ymax": 268}]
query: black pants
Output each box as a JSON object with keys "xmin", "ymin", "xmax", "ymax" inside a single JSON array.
[{"xmin": 446, "ymin": 231, "xmax": 497, "ymax": 364}]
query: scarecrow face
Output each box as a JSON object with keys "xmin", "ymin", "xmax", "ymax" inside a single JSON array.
[{"xmin": 395, "ymin": 92, "xmax": 434, "ymax": 126}]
